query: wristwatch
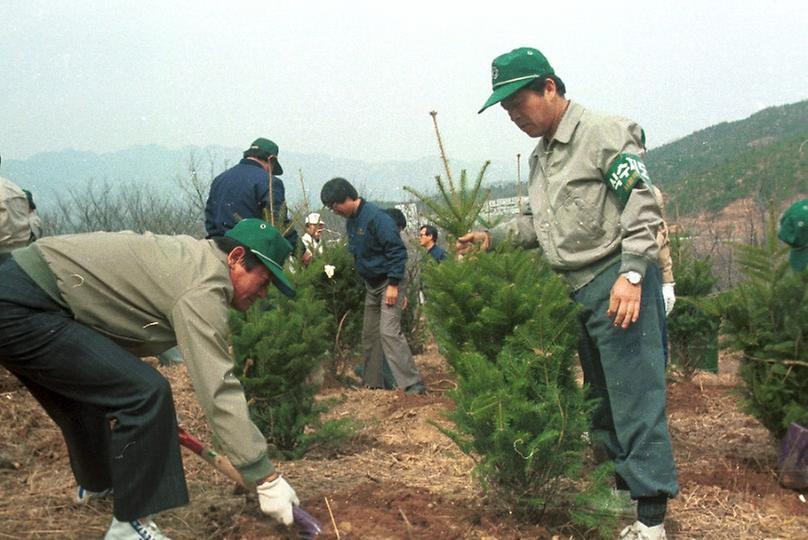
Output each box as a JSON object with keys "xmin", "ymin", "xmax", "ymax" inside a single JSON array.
[{"xmin": 622, "ymin": 271, "xmax": 642, "ymax": 285}]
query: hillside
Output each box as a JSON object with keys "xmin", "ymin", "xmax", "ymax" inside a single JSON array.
[{"xmin": 646, "ymin": 100, "xmax": 808, "ymax": 215}]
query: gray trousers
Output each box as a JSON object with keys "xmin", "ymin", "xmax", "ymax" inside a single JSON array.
[
  {"xmin": 361, "ymin": 279, "xmax": 421, "ymax": 389},
  {"xmin": 574, "ymin": 262, "xmax": 679, "ymax": 499}
]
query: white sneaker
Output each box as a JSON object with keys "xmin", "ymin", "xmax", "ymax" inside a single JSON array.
[
  {"xmin": 75, "ymin": 485, "xmax": 113, "ymax": 503},
  {"xmin": 104, "ymin": 516, "xmax": 171, "ymax": 540},
  {"xmin": 618, "ymin": 521, "xmax": 667, "ymax": 540}
]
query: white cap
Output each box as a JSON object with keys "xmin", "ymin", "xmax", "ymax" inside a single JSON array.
[{"xmin": 305, "ymin": 212, "xmax": 324, "ymax": 225}]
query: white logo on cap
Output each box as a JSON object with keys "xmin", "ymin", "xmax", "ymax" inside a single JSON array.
[
  {"xmin": 492, "ymin": 65, "xmax": 499, "ymax": 81},
  {"xmin": 260, "ymin": 223, "xmax": 267, "ymax": 229}
]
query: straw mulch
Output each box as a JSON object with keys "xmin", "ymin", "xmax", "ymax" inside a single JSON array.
[{"xmin": 1, "ymin": 347, "xmax": 806, "ymax": 539}]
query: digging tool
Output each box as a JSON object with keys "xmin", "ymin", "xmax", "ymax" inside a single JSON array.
[{"xmin": 177, "ymin": 426, "xmax": 322, "ymax": 539}]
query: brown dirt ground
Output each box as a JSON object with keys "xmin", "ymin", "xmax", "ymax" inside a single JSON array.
[{"xmin": 1, "ymin": 345, "xmax": 807, "ymax": 539}]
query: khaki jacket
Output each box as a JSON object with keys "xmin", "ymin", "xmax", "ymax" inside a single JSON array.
[
  {"xmin": 492, "ymin": 101, "xmax": 662, "ymax": 290},
  {"xmin": 13, "ymin": 232, "xmax": 274, "ymax": 483},
  {"xmin": 0, "ymin": 176, "xmax": 32, "ymax": 253},
  {"xmin": 651, "ymin": 186, "xmax": 674, "ymax": 284}
]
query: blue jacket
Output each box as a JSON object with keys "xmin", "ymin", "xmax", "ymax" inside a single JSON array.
[
  {"xmin": 427, "ymin": 244, "xmax": 447, "ymax": 263},
  {"xmin": 347, "ymin": 200, "xmax": 407, "ymax": 286},
  {"xmin": 205, "ymin": 159, "xmax": 298, "ymax": 246}
]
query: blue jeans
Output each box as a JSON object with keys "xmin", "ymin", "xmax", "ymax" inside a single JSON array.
[{"xmin": 0, "ymin": 259, "xmax": 188, "ymax": 520}]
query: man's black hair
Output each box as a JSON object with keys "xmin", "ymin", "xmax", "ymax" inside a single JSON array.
[
  {"xmin": 211, "ymin": 236, "xmax": 261, "ymax": 270},
  {"xmin": 420, "ymin": 224, "xmax": 438, "ymax": 242},
  {"xmin": 528, "ymin": 74, "xmax": 566, "ymax": 97},
  {"xmin": 320, "ymin": 177, "xmax": 358, "ymax": 206},
  {"xmin": 385, "ymin": 208, "xmax": 407, "ymax": 230}
]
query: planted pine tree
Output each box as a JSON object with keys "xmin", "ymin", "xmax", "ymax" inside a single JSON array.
[
  {"xmin": 404, "ymin": 111, "xmax": 493, "ymax": 241},
  {"xmin": 230, "ymin": 284, "xmax": 357, "ymax": 458},
  {"xmin": 424, "ymin": 248, "xmax": 617, "ymax": 535},
  {"xmin": 715, "ymin": 219, "xmax": 808, "ymax": 438},
  {"xmin": 293, "ymin": 240, "xmax": 366, "ymax": 377},
  {"xmin": 667, "ymin": 233, "xmax": 720, "ymax": 377}
]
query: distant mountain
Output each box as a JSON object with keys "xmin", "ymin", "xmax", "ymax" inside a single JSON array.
[
  {"xmin": 646, "ymin": 100, "xmax": 808, "ymax": 215},
  {"xmin": 1, "ymin": 144, "xmax": 514, "ymax": 210},
  {"xmin": 6, "ymin": 99, "xmax": 804, "ymax": 218}
]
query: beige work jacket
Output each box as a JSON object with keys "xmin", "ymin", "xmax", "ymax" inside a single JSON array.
[
  {"xmin": 492, "ymin": 101, "xmax": 662, "ymax": 290},
  {"xmin": 13, "ymin": 232, "xmax": 274, "ymax": 483},
  {"xmin": 0, "ymin": 176, "xmax": 32, "ymax": 254}
]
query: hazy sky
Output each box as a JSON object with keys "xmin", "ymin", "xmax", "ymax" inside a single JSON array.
[{"xmin": 2, "ymin": 0, "xmax": 806, "ymax": 164}]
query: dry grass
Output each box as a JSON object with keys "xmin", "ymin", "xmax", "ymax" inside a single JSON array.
[{"xmin": 1, "ymin": 346, "xmax": 806, "ymax": 538}]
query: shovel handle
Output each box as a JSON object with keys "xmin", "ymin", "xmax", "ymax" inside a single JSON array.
[{"xmin": 177, "ymin": 426, "xmax": 248, "ymax": 489}]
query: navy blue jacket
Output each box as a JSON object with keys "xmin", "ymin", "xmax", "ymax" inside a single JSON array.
[
  {"xmin": 204, "ymin": 159, "xmax": 298, "ymax": 246},
  {"xmin": 427, "ymin": 244, "xmax": 447, "ymax": 263},
  {"xmin": 347, "ymin": 200, "xmax": 407, "ymax": 286}
]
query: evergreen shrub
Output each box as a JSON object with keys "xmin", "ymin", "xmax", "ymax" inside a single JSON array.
[
  {"xmin": 230, "ymin": 283, "xmax": 357, "ymax": 458},
  {"xmin": 668, "ymin": 234, "xmax": 720, "ymax": 377},
  {"xmin": 716, "ymin": 231, "xmax": 808, "ymax": 439},
  {"xmin": 424, "ymin": 247, "xmax": 616, "ymax": 534},
  {"xmin": 293, "ymin": 240, "xmax": 366, "ymax": 376}
]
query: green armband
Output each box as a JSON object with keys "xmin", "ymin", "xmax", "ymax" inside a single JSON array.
[{"xmin": 604, "ymin": 153, "xmax": 652, "ymax": 207}]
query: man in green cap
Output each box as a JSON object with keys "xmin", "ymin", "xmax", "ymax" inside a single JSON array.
[
  {"xmin": 460, "ymin": 47, "xmax": 676, "ymax": 540},
  {"xmin": 779, "ymin": 198, "xmax": 808, "ymax": 272},
  {"xmin": 0, "ymin": 219, "xmax": 301, "ymax": 539},
  {"xmin": 205, "ymin": 137, "xmax": 298, "ymax": 248}
]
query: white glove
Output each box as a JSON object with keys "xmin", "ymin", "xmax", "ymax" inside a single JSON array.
[
  {"xmin": 662, "ymin": 283, "xmax": 676, "ymax": 316},
  {"xmin": 257, "ymin": 475, "xmax": 299, "ymax": 525}
]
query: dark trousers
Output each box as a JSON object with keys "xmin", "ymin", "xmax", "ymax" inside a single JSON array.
[
  {"xmin": 0, "ymin": 259, "xmax": 188, "ymax": 520},
  {"xmin": 574, "ymin": 262, "xmax": 679, "ymax": 499}
]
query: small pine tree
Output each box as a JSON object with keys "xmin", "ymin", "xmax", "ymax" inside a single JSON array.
[
  {"xmin": 404, "ymin": 111, "xmax": 492, "ymax": 241},
  {"xmin": 425, "ymin": 248, "xmax": 617, "ymax": 534},
  {"xmin": 715, "ymin": 211, "xmax": 808, "ymax": 438},
  {"xmin": 293, "ymin": 240, "xmax": 366, "ymax": 377},
  {"xmin": 230, "ymin": 284, "xmax": 356, "ymax": 458},
  {"xmin": 423, "ymin": 246, "xmax": 574, "ymax": 363},
  {"xmin": 667, "ymin": 233, "xmax": 720, "ymax": 377}
]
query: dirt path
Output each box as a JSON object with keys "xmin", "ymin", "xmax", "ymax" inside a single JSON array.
[{"xmin": 1, "ymin": 348, "xmax": 806, "ymax": 539}]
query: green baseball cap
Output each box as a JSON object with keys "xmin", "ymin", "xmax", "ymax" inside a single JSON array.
[
  {"xmin": 479, "ymin": 47, "xmax": 555, "ymax": 113},
  {"xmin": 779, "ymin": 198, "xmax": 808, "ymax": 272},
  {"xmin": 225, "ymin": 218, "xmax": 295, "ymax": 297},
  {"xmin": 247, "ymin": 138, "xmax": 284, "ymax": 175}
]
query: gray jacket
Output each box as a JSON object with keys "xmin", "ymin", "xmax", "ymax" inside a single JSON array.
[{"xmin": 492, "ymin": 101, "xmax": 662, "ymax": 290}]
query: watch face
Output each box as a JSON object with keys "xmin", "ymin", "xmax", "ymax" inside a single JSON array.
[{"xmin": 625, "ymin": 272, "xmax": 641, "ymax": 284}]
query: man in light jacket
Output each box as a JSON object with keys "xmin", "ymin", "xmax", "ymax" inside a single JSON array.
[{"xmin": 0, "ymin": 219, "xmax": 300, "ymax": 539}]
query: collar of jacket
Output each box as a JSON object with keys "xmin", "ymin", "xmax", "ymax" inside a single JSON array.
[
  {"xmin": 239, "ymin": 158, "xmax": 265, "ymax": 169},
  {"xmin": 552, "ymin": 100, "xmax": 584, "ymax": 144},
  {"xmin": 352, "ymin": 198, "xmax": 367, "ymax": 219},
  {"xmin": 533, "ymin": 100, "xmax": 585, "ymax": 161}
]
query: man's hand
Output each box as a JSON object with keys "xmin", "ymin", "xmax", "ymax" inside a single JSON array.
[
  {"xmin": 385, "ymin": 284, "xmax": 399, "ymax": 306},
  {"xmin": 662, "ymin": 282, "xmax": 676, "ymax": 316},
  {"xmin": 301, "ymin": 250, "xmax": 313, "ymax": 267},
  {"xmin": 257, "ymin": 475, "xmax": 299, "ymax": 526},
  {"xmin": 456, "ymin": 231, "xmax": 491, "ymax": 255},
  {"xmin": 607, "ymin": 276, "xmax": 642, "ymax": 329}
]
